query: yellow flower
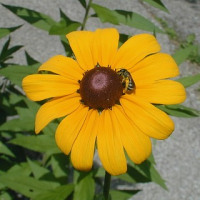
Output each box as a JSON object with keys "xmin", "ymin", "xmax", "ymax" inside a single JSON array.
[{"xmin": 22, "ymin": 28, "xmax": 186, "ymax": 175}]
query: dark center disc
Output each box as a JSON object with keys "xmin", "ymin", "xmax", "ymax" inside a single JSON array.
[{"xmin": 80, "ymin": 66, "xmax": 123, "ymax": 109}]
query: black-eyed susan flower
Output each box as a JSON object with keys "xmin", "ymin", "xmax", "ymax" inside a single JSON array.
[{"xmin": 22, "ymin": 28, "xmax": 186, "ymax": 176}]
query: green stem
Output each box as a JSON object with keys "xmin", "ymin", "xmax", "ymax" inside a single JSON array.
[
  {"xmin": 81, "ymin": 0, "xmax": 93, "ymax": 30},
  {"xmin": 103, "ymin": 171, "xmax": 111, "ymax": 200}
]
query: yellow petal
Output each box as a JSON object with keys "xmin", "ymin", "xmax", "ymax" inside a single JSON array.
[
  {"xmin": 92, "ymin": 28, "xmax": 119, "ymax": 67},
  {"xmin": 121, "ymin": 95, "xmax": 175, "ymax": 139},
  {"xmin": 66, "ymin": 31, "xmax": 94, "ymax": 70},
  {"xmin": 112, "ymin": 34, "xmax": 160, "ymax": 70},
  {"xmin": 38, "ymin": 55, "xmax": 84, "ymax": 81},
  {"xmin": 22, "ymin": 74, "xmax": 79, "ymax": 101},
  {"xmin": 35, "ymin": 93, "xmax": 81, "ymax": 134},
  {"xmin": 135, "ymin": 80, "xmax": 186, "ymax": 104},
  {"xmin": 97, "ymin": 109, "xmax": 127, "ymax": 175},
  {"xmin": 130, "ymin": 53, "xmax": 179, "ymax": 85},
  {"xmin": 71, "ymin": 109, "xmax": 99, "ymax": 171},
  {"xmin": 55, "ymin": 104, "xmax": 88, "ymax": 155},
  {"xmin": 112, "ymin": 105, "xmax": 152, "ymax": 163}
]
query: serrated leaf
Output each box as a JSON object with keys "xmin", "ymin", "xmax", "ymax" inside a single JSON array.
[
  {"xmin": 0, "ymin": 25, "xmax": 22, "ymax": 39},
  {"xmin": 9, "ymin": 134, "xmax": 60, "ymax": 154},
  {"xmin": 0, "ymin": 64, "xmax": 39, "ymax": 86},
  {"xmin": 25, "ymin": 51, "xmax": 40, "ymax": 65},
  {"xmin": 0, "ymin": 171, "xmax": 59, "ymax": 198},
  {"xmin": 2, "ymin": 4, "xmax": 56, "ymax": 31},
  {"xmin": 172, "ymin": 45, "xmax": 197, "ymax": 65},
  {"xmin": 157, "ymin": 104, "xmax": 200, "ymax": 118},
  {"xmin": 91, "ymin": 3, "xmax": 120, "ymax": 25},
  {"xmin": 110, "ymin": 189, "xmax": 140, "ymax": 200},
  {"xmin": 0, "ymin": 141, "xmax": 15, "ymax": 158},
  {"xmin": 74, "ymin": 172, "xmax": 95, "ymax": 200},
  {"xmin": 27, "ymin": 158, "xmax": 49, "ymax": 179},
  {"xmin": 142, "ymin": 0, "xmax": 168, "ymax": 13},
  {"xmin": 33, "ymin": 184, "xmax": 74, "ymax": 200},
  {"xmin": 176, "ymin": 73, "xmax": 200, "ymax": 88}
]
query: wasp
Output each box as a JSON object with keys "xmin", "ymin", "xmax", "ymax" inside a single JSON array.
[{"xmin": 117, "ymin": 69, "xmax": 135, "ymax": 94}]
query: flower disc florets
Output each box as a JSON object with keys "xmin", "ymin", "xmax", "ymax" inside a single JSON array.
[{"xmin": 79, "ymin": 65, "xmax": 123, "ymax": 109}]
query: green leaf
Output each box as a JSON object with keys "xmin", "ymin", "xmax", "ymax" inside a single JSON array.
[
  {"xmin": 172, "ymin": 45, "xmax": 197, "ymax": 65},
  {"xmin": 74, "ymin": 172, "xmax": 95, "ymax": 200},
  {"xmin": 2, "ymin": 4, "xmax": 56, "ymax": 31},
  {"xmin": 123, "ymin": 155, "xmax": 167, "ymax": 189},
  {"xmin": 0, "ymin": 191, "xmax": 13, "ymax": 200},
  {"xmin": 110, "ymin": 189, "xmax": 140, "ymax": 200},
  {"xmin": 0, "ymin": 98, "xmax": 39, "ymax": 132},
  {"xmin": 0, "ymin": 171, "xmax": 59, "ymax": 198},
  {"xmin": 115, "ymin": 10, "xmax": 163, "ymax": 33},
  {"xmin": 0, "ymin": 37, "xmax": 23, "ymax": 63},
  {"xmin": 49, "ymin": 20, "xmax": 81, "ymax": 35},
  {"xmin": 157, "ymin": 104, "xmax": 200, "ymax": 118},
  {"xmin": 49, "ymin": 9, "xmax": 81, "ymax": 35},
  {"xmin": 33, "ymin": 184, "xmax": 74, "ymax": 200},
  {"xmin": 50, "ymin": 154, "xmax": 68, "ymax": 178},
  {"xmin": 91, "ymin": 3, "xmax": 163, "ymax": 33},
  {"xmin": 0, "ymin": 141, "xmax": 15, "ymax": 158},
  {"xmin": 142, "ymin": 0, "xmax": 168, "ymax": 12},
  {"xmin": 0, "ymin": 64, "xmax": 39, "ymax": 86},
  {"xmin": 0, "ymin": 25, "xmax": 22, "ymax": 39},
  {"xmin": 118, "ymin": 165, "xmax": 149, "ymax": 184},
  {"xmin": 27, "ymin": 158, "xmax": 49, "ymax": 179},
  {"xmin": 9, "ymin": 134, "xmax": 60, "ymax": 154},
  {"xmin": 140, "ymin": 160, "xmax": 167, "ymax": 190},
  {"xmin": 91, "ymin": 3, "xmax": 120, "ymax": 25},
  {"xmin": 176, "ymin": 73, "xmax": 200, "ymax": 88},
  {"xmin": 78, "ymin": 0, "xmax": 87, "ymax": 8},
  {"xmin": 0, "ymin": 37, "xmax": 23, "ymax": 67},
  {"xmin": 25, "ymin": 51, "xmax": 40, "ymax": 65}
]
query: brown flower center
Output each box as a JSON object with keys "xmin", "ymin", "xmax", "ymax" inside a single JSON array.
[{"xmin": 79, "ymin": 66, "xmax": 123, "ymax": 109}]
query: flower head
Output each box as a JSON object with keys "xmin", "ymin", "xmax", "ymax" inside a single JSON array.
[{"xmin": 22, "ymin": 28, "xmax": 186, "ymax": 175}]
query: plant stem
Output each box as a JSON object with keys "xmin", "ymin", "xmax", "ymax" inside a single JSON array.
[
  {"xmin": 81, "ymin": 0, "xmax": 93, "ymax": 30},
  {"xmin": 103, "ymin": 171, "xmax": 111, "ymax": 200}
]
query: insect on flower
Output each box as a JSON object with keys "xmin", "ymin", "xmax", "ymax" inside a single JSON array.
[{"xmin": 117, "ymin": 69, "xmax": 135, "ymax": 94}]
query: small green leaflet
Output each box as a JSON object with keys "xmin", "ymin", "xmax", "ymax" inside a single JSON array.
[
  {"xmin": 1, "ymin": 4, "xmax": 57, "ymax": 31},
  {"xmin": 176, "ymin": 73, "xmax": 200, "ymax": 88},
  {"xmin": 157, "ymin": 104, "xmax": 200, "ymax": 118},
  {"xmin": 73, "ymin": 171, "xmax": 95, "ymax": 200},
  {"xmin": 10, "ymin": 134, "xmax": 60, "ymax": 154},
  {"xmin": 33, "ymin": 184, "xmax": 74, "ymax": 200},
  {"xmin": 173, "ymin": 45, "xmax": 197, "ymax": 65},
  {"xmin": 0, "ymin": 25, "xmax": 22, "ymax": 39},
  {"xmin": 110, "ymin": 189, "xmax": 140, "ymax": 200},
  {"xmin": 0, "ymin": 170, "xmax": 59, "ymax": 198},
  {"xmin": 0, "ymin": 141, "xmax": 15, "ymax": 158},
  {"xmin": 27, "ymin": 158, "xmax": 49, "ymax": 179},
  {"xmin": 49, "ymin": 9, "xmax": 81, "ymax": 35},
  {"xmin": 0, "ymin": 64, "xmax": 39, "ymax": 86},
  {"xmin": 142, "ymin": 0, "xmax": 169, "ymax": 13}
]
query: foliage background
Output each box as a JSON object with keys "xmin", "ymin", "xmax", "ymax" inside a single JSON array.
[{"xmin": 0, "ymin": 0, "xmax": 200, "ymax": 200}]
